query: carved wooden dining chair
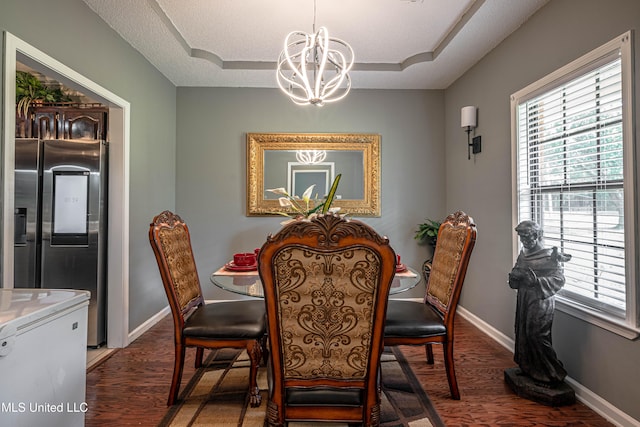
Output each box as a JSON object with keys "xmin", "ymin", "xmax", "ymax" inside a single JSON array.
[
  {"xmin": 258, "ymin": 214, "xmax": 397, "ymax": 427},
  {"xmin": 149, "ymin": 210, "xmax": 266, "ymax": 406},
  {"xmin": 384, "ymin": 210, "xmax": 477, "ymax": 400}
]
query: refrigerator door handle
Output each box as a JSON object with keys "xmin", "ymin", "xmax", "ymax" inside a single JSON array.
[{"xmin": 14, "ymin": 208, "xmax": 28, "ymax": 246}]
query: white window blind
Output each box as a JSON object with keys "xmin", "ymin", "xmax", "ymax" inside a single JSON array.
[{"xmin": 512, "ymin": 32, "xmax": 638, "ymax": 337}]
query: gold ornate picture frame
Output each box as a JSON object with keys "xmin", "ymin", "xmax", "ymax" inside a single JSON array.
[{"xmin": 247, "ymin": 133, "xmax": 381, "ymax": 216}]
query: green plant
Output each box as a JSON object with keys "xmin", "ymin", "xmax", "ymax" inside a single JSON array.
[
  {"xmin": 16, "ymin": 71, "xmax": 70, "ymax": 117},
  {"xmin": 267, "ymin": 173, "xmax": 342, "ymax": 220},
  {"xmin": 414, "ymin": 218, "xmax": 441, "ymax": 245},
  {"xmin": 321, "ymin": 173, "xmax": 341, "ymax": 214}
]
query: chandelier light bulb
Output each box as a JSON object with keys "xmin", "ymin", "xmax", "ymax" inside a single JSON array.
[{"xmin": 277, "ymin": 26, "xmax": 354, "ymax": 106}]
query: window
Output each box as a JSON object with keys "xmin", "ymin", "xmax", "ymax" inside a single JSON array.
[{"xmin": 511, "ymin": 32, "xmax": 638, "ymax": 338}]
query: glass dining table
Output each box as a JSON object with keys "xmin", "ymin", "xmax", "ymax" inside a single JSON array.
[{"xmin": 210, "ymin": 265, "xmax": 422, "ymax": 298}]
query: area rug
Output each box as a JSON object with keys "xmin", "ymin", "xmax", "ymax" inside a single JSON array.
[{"xmin": 158, "ymin": 347, "xmax": 444, "ymax": 427}]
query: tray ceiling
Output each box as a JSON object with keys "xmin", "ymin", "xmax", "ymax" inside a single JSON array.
[{"xmin": 82, "ymin": 0, "xmax": 548, "ymax": 89}]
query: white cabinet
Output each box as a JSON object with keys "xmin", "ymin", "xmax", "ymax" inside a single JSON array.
[{"xmin": 0, "ymin": 289, "xmax": 90, "ymax": 427}]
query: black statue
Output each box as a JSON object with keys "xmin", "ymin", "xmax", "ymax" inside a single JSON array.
[{"xmin": 505, "ymin": 220, "xmax": 575, "ymax": 406}]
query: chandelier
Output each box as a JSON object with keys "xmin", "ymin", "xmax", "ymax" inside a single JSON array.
[
  {"xmin": 276, "ymin": 1, "xmax": 354, "ymax": 106},
  {"xmin": 296, "ymin": 150, "xmax": 327, "ymax": 164}
]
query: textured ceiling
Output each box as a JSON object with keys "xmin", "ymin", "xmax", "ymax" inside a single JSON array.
[{"xmin": 82, "ymin": 0, "xmax": 548, "ymax": 89}]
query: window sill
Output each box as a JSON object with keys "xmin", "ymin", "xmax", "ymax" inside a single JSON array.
[{"xmin": 556, "ymin": 297, "xmax": 640, "ymax": 340}]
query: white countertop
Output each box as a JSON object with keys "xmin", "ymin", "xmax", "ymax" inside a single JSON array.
[{"xmin": 0, "ymin": 289, "xmax": 90, "ymax": 335}]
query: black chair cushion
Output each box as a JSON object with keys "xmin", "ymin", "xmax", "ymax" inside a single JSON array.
[
  {"xmin": 384, "ymin": 300, "xmax": 446, "ymax": 338},
  {"xmin": 183, "ymin": 300, "xmax": 266, "ymax": 339},
  {"xmin": 286, "ymin": 387, "xmax": 363, "ymax": 406}
]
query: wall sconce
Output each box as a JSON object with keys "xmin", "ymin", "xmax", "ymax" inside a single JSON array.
[{"xmin": 461, "ymin": 106, "xmax": 481, "ymax": 159}]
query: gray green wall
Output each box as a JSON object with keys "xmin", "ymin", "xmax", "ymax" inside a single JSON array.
[
  {"xmin": 2, "ymin": 0, "xmax": 639, "ymax": 421},
  {"xmin": 0, "ymin": 0, "xmax": 177, "ymax": 330},
  {"xmin": 175, "ymin": 87, "xmax": 445, "ymax": 301},
  {"xmin": 444, "ymin": 0, "xmax": 640, "ymax": 420}
]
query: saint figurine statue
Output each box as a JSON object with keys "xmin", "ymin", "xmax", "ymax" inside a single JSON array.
[{"xmin": 508, "ymin": 220, "xmax": 571, "ymax": 387}]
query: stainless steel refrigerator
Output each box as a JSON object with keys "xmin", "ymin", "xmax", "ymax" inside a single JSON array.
[{"xmin": 14, "ymin": 136, "xmax": 108, "ymax": 347}]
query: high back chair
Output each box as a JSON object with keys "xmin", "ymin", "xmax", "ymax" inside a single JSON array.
[
  {"xmin": 258, "ymin": 214, "xmax": 396, "ymax": 427},
  {"xmin": 149, "ymin": 210, "xmax": 266, "ymax": 406},
  {"xmin": 384, "ymin": 211, "xmax": 476, "ymax": 400}
]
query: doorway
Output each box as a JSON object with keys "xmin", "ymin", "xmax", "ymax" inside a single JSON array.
[{"xmin": 2, "ymin": 32, "xmax": 131, "ymax": 348}]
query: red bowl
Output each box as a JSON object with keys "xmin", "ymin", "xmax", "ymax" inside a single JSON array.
[{"xmin": 233, "ymin": 252, "xmax": 256, "ymax": 266}]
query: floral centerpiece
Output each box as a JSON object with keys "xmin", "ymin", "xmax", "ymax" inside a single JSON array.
[{"xmin": 267, "ymin": 174, "xmax": 342, "ymax": 224}]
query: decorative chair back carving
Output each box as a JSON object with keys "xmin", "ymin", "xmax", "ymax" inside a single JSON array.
[
  {"xmin": 425, "ymin": 210, "xmax": 476, "ymax": 319},
  {"xmin": 258, "ymin": 214, "xmax": 396, "ymax": 426},
  {"xmin": 151, "ymin": 211, "xmax": 204, "ymax": 321}
]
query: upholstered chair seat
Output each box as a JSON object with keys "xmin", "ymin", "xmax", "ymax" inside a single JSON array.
[
  {"xmin": 182, "ymin": 300, "xmax": 266, "ymax": 338},
  {"xmin": 384, "ymin": 300, "xmax": 446, "ymax": 337},
  {"xmin": 286, "ymin": 387, "xmax": 364, "ymax": 406}
]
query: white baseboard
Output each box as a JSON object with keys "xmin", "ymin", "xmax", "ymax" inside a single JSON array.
[
  {"xmin": 457, "ymin": 306, "xmax": 639, "ymax": 427},
  {"xmin": 457, "ymin": 306, "xmax": 515, "ymax": 352},
  {"xmin": 127, "ymin": 305, "xmax": 170, "ymax": 344}
]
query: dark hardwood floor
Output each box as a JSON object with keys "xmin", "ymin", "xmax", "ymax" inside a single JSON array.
[{"xmin": 85, "ymin": 314, "xmax": 613, "ymax": 426}]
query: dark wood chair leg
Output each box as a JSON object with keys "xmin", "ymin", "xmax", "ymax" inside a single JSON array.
[
  {"xmin": 168, "ymin": 343, "xmax": 186, "ymax": 406},
  {"xmin": 247, "ymin": 340, "xmax": 262, "ymax": 407},
  {"xmin": 364, "ymin": 401, "xmax": 381, "ymax": 427},
  {"xmin": 266, "ymin": 401, "xmax": 284, "ymax": 427},
  {"xmin": 261, "ymin": 334, "xmax": 269, "ymax": 366},
  {"xmin": 194, "ymin": 347, "xmax": 204, "ymax": 368},
  {"xmin": 442, "ymin": 340, "xmax": 460, "ymax": 400},
  {"xmin": 425, "ymin": 343, "xmax": 434, "ymax": 364}
]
